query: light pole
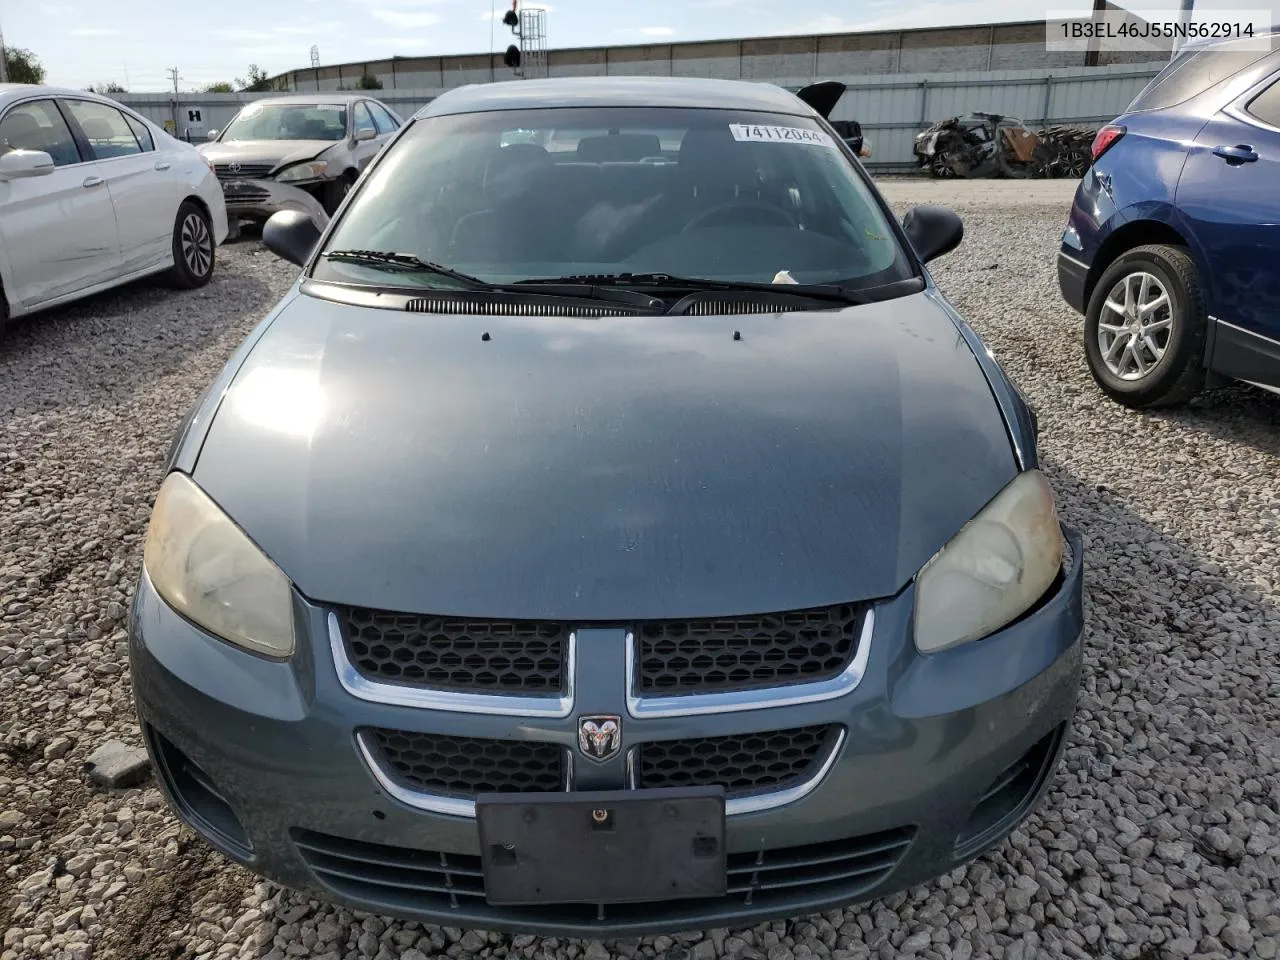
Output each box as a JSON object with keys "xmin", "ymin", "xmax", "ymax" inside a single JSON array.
[{"xmin": 0, "ymin": 18, "xmax": 9, "ymax": 83}]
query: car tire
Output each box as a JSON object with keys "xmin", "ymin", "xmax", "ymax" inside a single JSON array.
[
  {"xmin": 164, "ymin": 201, "xmax": 216, "ymax": 289},
  {"xmin": 1083, "ymin": 244, "xmax": 1207, "ymax": 409},
  {"xmin": 322, "ymin": 172, "xmax": 356, "ymax": 215}
]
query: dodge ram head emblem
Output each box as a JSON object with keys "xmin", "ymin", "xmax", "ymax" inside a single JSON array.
[{"xmin": 577, "ymin": 715, "xmax": 621, "ymax": 762}]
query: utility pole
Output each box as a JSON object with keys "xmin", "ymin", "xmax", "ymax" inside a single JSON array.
[
  {"xmin": 0, "ymin": 19, "xmax": 9, "ymax": 83},
  {"xmin": 1173, "ymin": 0, "xmax": 1195, "ymax": 58},
  {"xmin": 1084, "ymin": 0, "xmax": 1107, "ymax": 68},
  {"xmin": 166, "ymin": 67, "xmax": 181, "ymax": 140}
]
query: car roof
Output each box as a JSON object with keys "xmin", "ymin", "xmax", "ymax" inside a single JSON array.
[
  {"xmin": 415, "ymin": 76, "xmax": 813, "ymax": 120},
  {"xmin": 1179, "ymin": 23, "xmax": 1280, "ymax": 53},
  {"xmin": 247, "ymin": 93, "xmax": 373, "ymax": 105},
  {"xmin": 0, "ymin": 83, "xmax": 137, "ymax": 104}
]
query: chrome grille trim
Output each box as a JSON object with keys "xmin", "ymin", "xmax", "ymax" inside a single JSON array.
[
  {"xmin": 328, "ymin": 612, "xmax": 576, "ymax": 718},
  {"xmin": 625, "ymin": 609, "xmax": 875, "ymax": 718},
  {"xmin": 355, "ymin": 730, "xmax": 573, "ymax": 819},
  {"xmin": 357, "ymin": 727, "xmax": 846, "ymax": 820},
  {"xmin": 214, "ymin": 162, "xmax": 274, "ymax": 180}
]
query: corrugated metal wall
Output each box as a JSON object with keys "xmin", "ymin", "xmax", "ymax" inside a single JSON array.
[
  {"xmin": 115, "ymin": 62, "xmax": 1161, "ymax": 170},
  {"xmin": 271, "ymin": 20, "xmax": 1168, "ymax": 92}
]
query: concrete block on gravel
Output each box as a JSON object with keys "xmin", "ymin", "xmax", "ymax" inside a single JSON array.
[{"xmin": 82, "ymin": 739, "xmax": 151, "ymax": 788}]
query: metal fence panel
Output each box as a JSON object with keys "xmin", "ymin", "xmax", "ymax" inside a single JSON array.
[{"xmin": 114, "ymin": 62, "xmax": 1163, "ymax": 169}]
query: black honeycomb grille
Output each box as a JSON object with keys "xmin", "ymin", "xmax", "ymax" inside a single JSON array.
[
  {"xmin": 338, "ymin": 607, "xmax": 567, "ymax": 694},
  {"xmin": 637, "ymin": 605, "xmax": 863, "ymax": 695},
  {"xmin": 637, "ymin": 725, "xmax": 837, "ymax": 794},
  {"xmin": 368, "ymin": 729, "xmax": 565, "ymax": 797}
]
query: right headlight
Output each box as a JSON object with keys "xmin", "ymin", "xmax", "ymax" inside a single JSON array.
[
  {"xmin": 275, "ymin": 160, "xmax": 328, "ymax": 183},
  {"xmin": 913, "ymin": 469, "xmax": 1063, "ymax": 655},
  {"xmin": 143, "ymin": 472, "xmax": 295, "ymax": 657}
]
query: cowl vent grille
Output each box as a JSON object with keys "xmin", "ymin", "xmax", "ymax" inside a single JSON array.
[
  {"xmin": 682, "ymin": 299, "xmax": 806, "ymax": 316},
  {"xmin": 405, "ymin": 297, "xmax": 631, "ymax": 317}
]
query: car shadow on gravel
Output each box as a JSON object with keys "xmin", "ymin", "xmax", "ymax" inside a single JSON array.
[
  {"xmin": 0, "ymin": 268, "xmax": 273, "ymax": 417},
  {"xmin": 101, "ymin": 456, "xmax": 1277, "ymax": 960},
  {"xmin": 1146, "ymin": 383, "xmax": 1280, "ymax": 459}
]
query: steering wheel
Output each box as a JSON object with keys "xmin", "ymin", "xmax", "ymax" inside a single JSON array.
[{"xmin": 681, "ymin": 199, "xmax": 796, "ymax": 234}]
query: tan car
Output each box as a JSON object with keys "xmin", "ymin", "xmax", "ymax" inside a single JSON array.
[{"xmin": 197, "ymin": 94, "xmax": 403, "ymax": 226}]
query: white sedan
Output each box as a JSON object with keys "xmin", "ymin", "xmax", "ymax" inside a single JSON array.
[{"xmin": 0, "ymin": 85, "xmax": 229, "ymax": 336}]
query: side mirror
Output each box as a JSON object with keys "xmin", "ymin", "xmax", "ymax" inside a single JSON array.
[
  {"xmin": 354, "ymin": 127, "xmax": 376, "ymax": 142},
  {"xmin": 263, "ymin": 210, "xmax": 322, "ymax": 267},
  {"xmin": 206, "ymin": 129, "xmax": 220, "ymax": 141},
  {"xmin": 901, "ymin": 204, "xmax": 964, "ymax": 264},
  {"xmin": 0, "ymin": 149, "xmax": 55, "ymax": 180}
]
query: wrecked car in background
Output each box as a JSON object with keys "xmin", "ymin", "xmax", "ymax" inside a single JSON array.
[
  {"xmin": 197, "ymin": 94, "xmax": 404, "ymax": 226},
  {"xmin": 914, "ymin": 113, "xmax": 1093, "ymax": 179},
  {"xmin": 793, "ymin": 80, "xmax": 872, "ymax": 158},
  {"xmin": 830, "ymin": 120, "xmax": 873, "ymax": 158}
]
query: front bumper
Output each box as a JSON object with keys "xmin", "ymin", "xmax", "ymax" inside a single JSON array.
[
  {"xmin": 219, "ymin": 178, "xmax": 330, "ymax": 224},
  {"xmin": 129, "ymin": 528, "xmax": 1085, "ymax": 936}
]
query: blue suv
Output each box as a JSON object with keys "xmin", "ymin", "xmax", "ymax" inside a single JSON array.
[{"xmin": 1058, "ymin": 32, "xmax": 1280, "ymax": 408}]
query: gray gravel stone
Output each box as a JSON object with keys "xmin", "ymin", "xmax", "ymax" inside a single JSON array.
[{"xmin": 2, "ymin": 184, "xmax": 1277, "ymax": 960}]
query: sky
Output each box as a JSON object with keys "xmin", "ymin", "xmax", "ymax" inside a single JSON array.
[{"xmin": 5, "ymin": 0, "xmax": 1280, "ymax": 92}]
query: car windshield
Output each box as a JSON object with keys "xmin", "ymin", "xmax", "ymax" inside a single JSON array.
[
  {"xmin": 221, "ymin": 103, "xmax": 348, "ymax": 142},
  {"xmin": 311, "ymin": 106, "xmax": 914, "ymax": 290}
]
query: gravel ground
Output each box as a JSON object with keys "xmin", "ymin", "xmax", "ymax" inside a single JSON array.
[{"xmin": 3, "ymin": 185, "xmax": 1279, "ymax": 960}]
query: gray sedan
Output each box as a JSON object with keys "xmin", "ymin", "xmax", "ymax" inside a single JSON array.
[
  {"xmin": 197, "ymin": 93, "xmax": 402, "ymax": 223},
  {"xmin": 131, "ymin": 76, "xmax": 1084, "ymax": 936}
]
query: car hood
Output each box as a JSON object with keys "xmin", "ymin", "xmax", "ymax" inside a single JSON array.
[
  {"xmin": 197, "ymin": 139, "xmax": 336, "ymax": 170},
  {"xmin": 192, "ymin": 289, "xmax": 1018, "ymax": 620}
]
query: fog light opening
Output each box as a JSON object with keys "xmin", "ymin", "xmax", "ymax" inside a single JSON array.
[
  {"xmin": 955, "ymin": 723, "xmax": 1066, "ymax": 859},
  {"xmin": 146, "ymin": 725, "xmax": 253, "ymax": 858}
]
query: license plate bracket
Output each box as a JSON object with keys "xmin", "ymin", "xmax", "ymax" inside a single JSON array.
[{"xmin": 476, "ymin": 787, "xmax": 726, "ymax": 905}]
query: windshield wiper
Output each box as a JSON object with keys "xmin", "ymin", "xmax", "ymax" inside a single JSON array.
[
  {"xmin": 497, "ymin": 281, "xmax": 664, "ymax": 311},
  {"xmin": 515, "ymin": 273, "xmax": 873, "ymax": 305},
  {"xmin": 321, "ymin": 252, "xmax": 664, "ymax": 310},
  {"xmin": 323, "ymin": 250, "xmax": 490, "ymax": 288}
]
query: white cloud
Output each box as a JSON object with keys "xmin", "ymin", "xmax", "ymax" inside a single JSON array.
[
  {"xmin": 615, "ymin": 26, "xmax": 677, "ymax": 37},
  {"xmin": 273, "ymin": 22, "xmax": 342, "ymax": 35},
  {"xmin": 70, "ymin": 27, "xmax": 119, "ymax": 37},
  {"xmin": 369, "ymin": 8, "xmax": 444, "ymax": 28},
  {"xmin": 795, "ymin": 15, "xmax": 864, "ymax": 32},
  {"xmin": 353, "ymin": 35, "xmax": 434, "ymax": 48},
  {"xmin": 212, "ymin": 28, "xmax": 264, "ymax": 42}
]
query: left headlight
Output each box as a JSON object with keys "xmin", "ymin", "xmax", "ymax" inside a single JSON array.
[
  {"xmin": 913, "ymin": 469, "xmax": 1063, "ymax": 655},
  {"xmin": 276, "ymin": 160, "xmax": 328, "ymax": 183},
  {"xmin": 143, "ymin": 472, "xmax": 295, "ymax": 657}
]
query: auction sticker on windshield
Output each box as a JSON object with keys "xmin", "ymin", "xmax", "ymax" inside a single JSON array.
[{"xmin": 729, "ymin": 124, "xmax": 835, "ymax": 147}]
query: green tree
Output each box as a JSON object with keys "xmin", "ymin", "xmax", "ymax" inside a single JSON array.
[
  {"xmin": 99, "ymin": 80, "xmax": 127, "ymax": 93},
  {"xmin": 4, "ymin": 47, "xmax": 46, "ymax": 85},
  {"xmin": 236, "ymin": 64, "xmax": 273, "ymax": 92},
  {"xmin": 356, "ymin": 72, "xmax": 383, "ymax": 90},
  {"xmin": 203, "ymin": 81, "xmax": 235, "ymax": 93}
]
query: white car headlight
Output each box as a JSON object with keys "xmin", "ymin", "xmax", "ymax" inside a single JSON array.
[
  {"xmin": 143, "ymin": 472, "xmax": 295, "ymax": 657},
  {"xmin": 276, "ymin": 160, "xmax": 328, "ymax": 183},
  {"xmin": 914, "ymin": 469, "xmax": 1063, "ymax": 655}
]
